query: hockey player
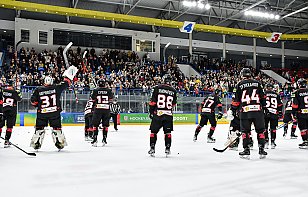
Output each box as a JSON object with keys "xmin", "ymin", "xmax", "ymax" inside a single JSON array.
[
  {"xmin": 30, "ymin": 66, "xmax": 78, "ymax": 150},
  {"xmin": 283, "ymin": 96, "xmax": 298, "ymax": 138},
  {"xmin": 264, "ymin": 84, "xmax": 283, "ymax": 149},
  {"xmin": 148, "ymin": 76, "xmax": 177, "ymax": 157},
  {"xmin": 0, "ymin": 80, "xmax": 22, "ymax": 147},
  {"xmin": 109, "ymin": 96, "xmax": 121, "ymax": 131},
  {"xmin": 292, "ymin": 78, "xmax": 308, "ymax": 149},
  {"xmin": 193, "ymin": 89, "xmax": 223, "ymax": 143},
  {"xmin": 90, "ymin": 79, "xmax": 113, "ymax": 147},
  {"xmin": 84, "ymin": 98, "xmax": 94, "ymax": 141},
  {"xmin": 231, "ymin": 68, "xmax": 268, "ymax": 159}
]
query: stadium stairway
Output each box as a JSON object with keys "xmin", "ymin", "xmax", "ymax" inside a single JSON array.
[
  {"xmin": 177, "ymin": 64, "xmax": 201, "ymax": 78},
  {"xmin": 261, "ymin": 69, "xmax": 290, "ymax": 84}
]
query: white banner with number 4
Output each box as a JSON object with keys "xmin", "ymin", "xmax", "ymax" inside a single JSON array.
[
  {"xmin": 180, "ymin": 21, "xmax": 195, "ymax": 34},
  {"xmin": 266, "ymin": 32, "xmax": 282, "ymax": 43}
]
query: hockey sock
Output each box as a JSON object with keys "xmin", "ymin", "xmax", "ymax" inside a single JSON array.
[
  {"xmin": 300, "ymin": 130, "xmax": 308, "ymax": 141},
  {"xmin": 208, "ymin": 126, "xmax": 215, "ymax": 137},
  {"xmin": 5, "ymin": 128, "xmax": 12, "ymax": 141},
  {"xmin": 257, "ymin": 132, "xmax": 266, "ymax": 148},
  {"xmin": 93, "ymin": 127, "xmax": 99, "ymax": 136},
  {"xmin": 150, "ymin": 133, "xmax": 157, "ymax": 148},
  {"xmin": 0, "ymin": 128, "xmax": 2, "ymax": 137},
  {"xmin": 89, "ymin": 127, "xmax": 93, "ymax": 137},
  {"xmin": 85, "ymin": 128, "xmax": 89, "ymax": 137},
  {"xmin": 284, "ymin": 123, "xmax": 288, "ymax": 133},
  {"xmin": 165, "ymin": 133, "xmax": 172, "ymax": 148},
  {"xmin": 103, "ymin": 127, "xmax": 108, "ymax": 139},
  {"xmin": 291, "ymin": 124, "xmax": 297, "ymax": 134},
  {"xmin": 264, "ymin": 129, "xmax": 269, "ymax": 142},
  {"xmin": 242, "ymin": 133, "xmax": 250, "ymax": 149},
  {"xmin": 271, "ymin": 129, "xmax": 276, "ymax": 141},
  {"xmin": 195, "ymin": 125, "xmax": 202, "ymax": 136}
]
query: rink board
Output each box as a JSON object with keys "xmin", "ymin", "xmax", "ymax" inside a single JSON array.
[{"xmin": 15, "ymin": 113, "xmax": 230, "ymax": 126}]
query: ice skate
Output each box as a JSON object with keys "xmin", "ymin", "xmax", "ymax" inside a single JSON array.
[
  {"xmin": 271, "ymin": 141, "xmax": 277, "ymax": 149},
  {"xmin": 4, "ymin": 140, "xmax": 10, "ymax": 148},
  {"xmin": 259, "ymin": 147, "xmax": 267, "ymax": 159},
  {"xmin": 290, "ymin": 133, "xmax": 298, "ymax": 139},
  {"xmin": 239, "ymin": 148, "xmax": 250, "ymax": 160},
  {"xmin": 207, "ymin": 136, "xmax": 216, "ymax": 143},
  {"xmin": 91, "ymin": 135, "xmax": 98, "ymax": 147},
  {"xmin": 148, "ymin": 147, "xmax": 155, "ymax": 157},
  {"xmin": 102, "ymin": 138, "xmax": 107, "ymax": 146},
  {"xmin": 165, "ymin": 146, "xmax": 171, "ymax": 157},
  {"xmin": 193, "ymin": 135, "xmax": 197, "ymax": 142},
  {"xmin": 248, "ymin": 141, "xmax": 253, "ymax": 150},
  {"xmin": 299, "ymin": 141, "xmax": 308, "ymax": 149},
  {"xmin": 55, "ymin": 139, "xmax": 64, "ymax": 150}
]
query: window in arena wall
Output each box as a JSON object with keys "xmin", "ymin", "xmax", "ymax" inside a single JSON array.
[
  {"xmin": 136, "ymin": 39, "xmax": 155, "ymax": 52},
  {"xmin": 39, "ymin": 31, "xmax": 48, "ymax": 45},
  {"xmin": 53, "ymin": 29, "xmax": 132, "ymax": 50},
  {"xmin": 21, "ymin": 29, "xmax": 30, "ymax": 43}
]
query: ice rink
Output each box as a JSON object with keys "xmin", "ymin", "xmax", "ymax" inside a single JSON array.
[{"xmin": 1, "ymin": 124, "xmax": 307, "ymax": 197}]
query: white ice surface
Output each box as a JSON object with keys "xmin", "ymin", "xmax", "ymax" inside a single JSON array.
[{"xmin": 1, "ymin": 125, "xmax": 307, "ymax": 197}]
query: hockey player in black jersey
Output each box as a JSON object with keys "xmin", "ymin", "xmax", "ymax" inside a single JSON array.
[
  {"xmin": 283, "ymin": 96, "xmax": 298, "ymax": 138},
  {"xmin": 264, "ymin": 84, "xmax": 283, "ymax": 149},
  {"xmin": 0, "ymin": 80, "xmax": 22, "ymax": 147},
  {"xmin": 194, "ymin": 89, "xmax": 223, "ymax": 143},
  {"xmin": 148, "ymin": 76, "xmax": 177, "ymax": 157},
  {"xmin": 30, "ymin": 66, "xmax": 78, "ymax": 150},
  {"xmin": 231, "ymin": 68, "xmax": 268, "ymax": 159},
  {"xmin": 292, "ymin": 78, "xmax": 308, "ymax": 149},
  {"xmin": 84, "ymin": 99, "xmax": 94, "ymax": 141},
  {"xmin": 90, "ymin": 79, "xmax": 113, "ymax": 147}
]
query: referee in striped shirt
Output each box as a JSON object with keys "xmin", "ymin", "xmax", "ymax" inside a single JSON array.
[{"xmin": 110, "ymin": 97, "xmax": 121, "ymax": 131}]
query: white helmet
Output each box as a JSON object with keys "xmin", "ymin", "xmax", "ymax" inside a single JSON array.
[{"xmin": 44, "ymin": 76, "xmax": 53, "ymax": 86}]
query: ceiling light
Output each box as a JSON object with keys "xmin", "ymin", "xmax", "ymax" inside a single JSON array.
[
  {"xmin": 245, "ymin": 10, "xmax": 280, "ymax": 20},
  {"xmin": 297, "ymin": 57, "xmax": 299, "ymax": 59},
  {"xmin": 4, "ymin": 30, "xmax": 6, "ymax": 33},
  {"xmin": 205, "ymin": 3, "xmax": 211, "ymax": 10},
  {"xmin": 270, "ymin": 54, "xmax": 272, "ymax": 56}
]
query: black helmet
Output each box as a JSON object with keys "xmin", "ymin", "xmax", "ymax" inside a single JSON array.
[
  {"xmin": 97, "ymin": 79, "xmax": 106, "ymax": 87},
  {"xmin": 240, "ymin": 68, "xmax": 252, "ymax": 78},
  {"xmin": 265, "ymin": 83, "xmax": 274, "ymax": 90},
  {"xmin": 297, "ymin": 78, "xmax": 307, "ymax": 88}
]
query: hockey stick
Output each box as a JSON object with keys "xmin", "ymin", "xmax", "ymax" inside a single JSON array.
[
  {"xmin": 82, "ymin": 51, "xmax": 97, "ymax": 88},
  {"xmin": 0, "ymin": 137, "xmax": 36, "ymax": 156},
  {"xmin": 213, "ymin": 135, "xmax": 240, "ymax": 153},
  {"xmin": 63, "ymin": 42, "xmax": 79, "ymax": 103}
]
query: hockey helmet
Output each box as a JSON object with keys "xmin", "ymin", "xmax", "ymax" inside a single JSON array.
[
  {"xmin": 44, "ymin": 76, "xmax": 53, "ymax": 86},
  {"xmin": 265, "ymin": 83, "xmax": 274, "ymax": 91},
  {"xmin": 97, "ymin": 79, "xmax": 106, "ymax": 87},
  {"xmin": 240, "ymin": 68, "xmax": 252, "ymax": 78},
  {"xmin": 297, "ymin": 78, "xmax": 307, "ymax": 88}
]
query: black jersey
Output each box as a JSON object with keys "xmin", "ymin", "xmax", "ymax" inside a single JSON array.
[
  {"xmin": 90, "ymin": 87, "xmax": 113, "ymax": 111},
  {"xmin": 292, "ymin": 88, "xmax": 308, "ymax": 118},
  {"xmin": 264, "ymin": 90, "xmax": 283, "ymax": 117},
  {"xmin": 284, "ymin": 100, "xmax": 293, "ymax": 114},
  {"xmin": 200, "ymin": 94, "xmax": 222, "ymax": 114},
  {"xmin": 2, "ymin": 87, "xmax": 22, "ymax": 112},
  {"xmin": 84, "ymin": 99, "xmax": 94, "ymax": 116},
  {"xmin": 232, "ymin": 79, "xmax": 266, "ymax": 119},
  {"xmin": 149, "ymin": 84, "xmax": 177, "ymax": 116},
  {"xmin": 31, "ymin": 79, "xmax": 70, "ymax": 117}
]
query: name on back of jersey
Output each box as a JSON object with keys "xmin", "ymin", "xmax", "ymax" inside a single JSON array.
[
  {"xmin": 96, "ymin": 104, "xmax": 109, "ymax": 109},
  {"xmin": 39, "ymin": 89, "xmax": 56, "ymax": 96},
  {"xmin": 158, "ymin": 89, "xmax": 175, "ymax": 96},
  {"xmin": 239, "ymin": 82, "xmax": 259, "ymax": 89},
  {"xmin": 3, "ymin": 92, "xmax": 12, "ymax": 96}
]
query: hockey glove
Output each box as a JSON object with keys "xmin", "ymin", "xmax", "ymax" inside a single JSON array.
[
  {"xmin": 217, "ymin": 112, "xmax": 223, "ymax": 119},
  {"xmin": 292, "ymin": 112, "xmax": 298, "ymax": 121},
  {"xmin": 149, "ymin": 113, "xmax": 154, "ymax": 119}
]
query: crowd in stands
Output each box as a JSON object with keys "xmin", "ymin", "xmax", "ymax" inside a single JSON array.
[{"xmin": 0, "ymin": 46, "xmax": 298, "ymax": 99}]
